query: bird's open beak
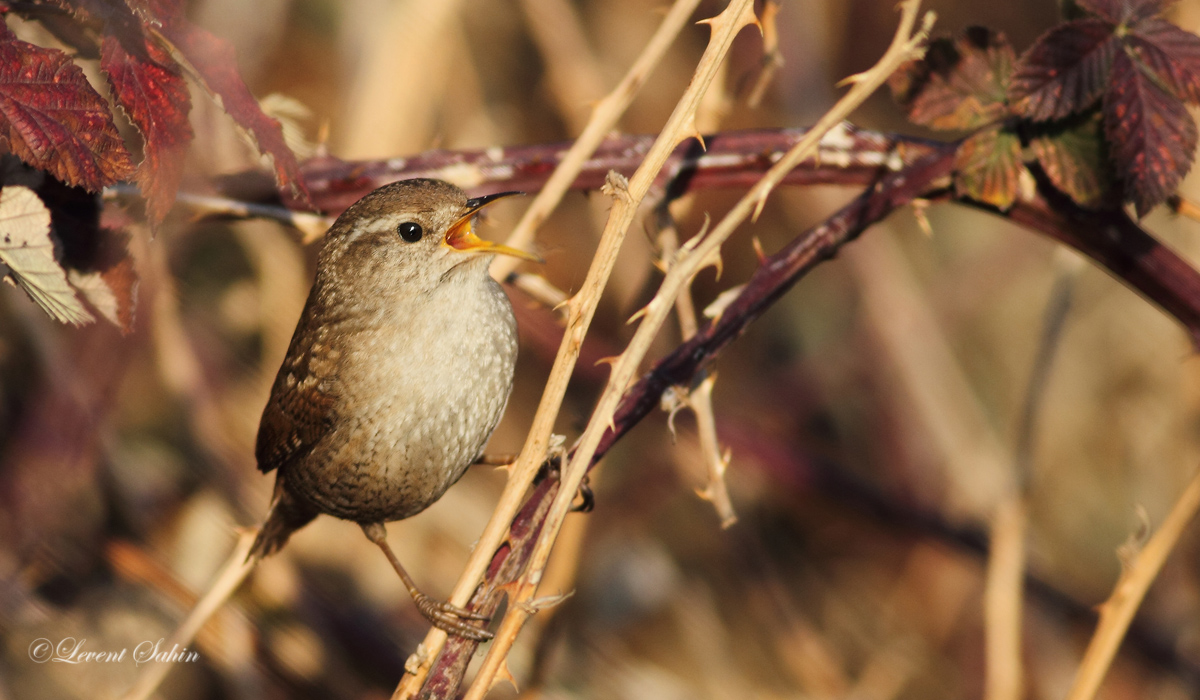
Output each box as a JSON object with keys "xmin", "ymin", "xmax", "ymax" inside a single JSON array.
[{"xmin": 443, "ymin": 191, "xmax": 542, "ymax": 262}]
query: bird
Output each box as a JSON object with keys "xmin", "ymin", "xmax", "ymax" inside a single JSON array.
[{"xmin": 248, "ymin": 178, "xmax": 538, "ymax": 641}]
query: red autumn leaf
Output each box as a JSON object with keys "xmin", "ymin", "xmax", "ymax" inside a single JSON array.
[
  {"xmin": 136, "ymin": 0, "xmax": 308, "ymax": 202},
  {"xmin": 71, "ymin": 0, "xmax": 149, "ymax": 48},
  {"xmin": 890, "ymin": 27, "xmax": 1015, "ymax": 131},
  {"xmin": 101, "ymin": 34, "xmax": 193, "ymax": 224},
  {"xmin": 0, "ymin": 25, "xmax": 134, "ymax": 191},
  {"xmin": 954, "ymin": 128, "xmax": 1024, "ymax": 209},
  {"xmin": 1009, "ymin": 19, "xmax": 1119, "ymax": 121},
  {"xmin": 1125, "ymin": 17, "xmax": 1200, "ymax": 103},
  {"xmin": 1078, "ymin": 0, "xmax": 1169, "ymax": 25},
  {"xmin": 1104, "ymin": 50, "xmax": 1197, "ymax": 216},
  {"xmin": 1030, "ymin": 113, "xmax": 1112, "ymax": 207}
]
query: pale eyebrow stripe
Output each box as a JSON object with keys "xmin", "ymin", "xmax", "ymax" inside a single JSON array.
[{"xmin": 343, "ymin": 212, "xmax": 411, "ymax": 245}]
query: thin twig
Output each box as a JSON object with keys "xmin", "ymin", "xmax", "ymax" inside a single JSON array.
[
  {"xmin": 658, "ymin": 213, "xmax": 737, "ymax": 526},
  {"xmin": 746, "ymin": 0, "xmax": 783, "ymax": 108},
  {"xmin": 984, "ymin": 498, "xmax": 1027, "ymax": 700},
  {"xmin": 655, "ymin": 46, "xmax": 738, "ymax": 527},
  {"xmin": 464, "ymin": 3, "xmax": 930, "ymax": 698},
  {"xmin": 516, "ymin": 0, "xmax": 607, "ymax": 134},
  {"xmin": 1065, "ymin": 465, "xmax": 1200, "ymax": 700},
  {"xmin": 410, "ymin": 138, "xmax": 958, "ymax": 700},
  {"xmin": 118, "ymin": 531, "xmax": 257, "ymax": 700},
  {"xmin": 104, "ymin": 184, "xmax": 333, "ymax": 243},
  {"xmin": 984, "ymin": 252, "xmax": 1080, "ymax": 700},
  {"xmin": 393, "ymin": 1, "xmax": 739, "ymax": 696},
  {"xmin": 490, "ymin": 0, "xmax": 705, "ymax": 281}
]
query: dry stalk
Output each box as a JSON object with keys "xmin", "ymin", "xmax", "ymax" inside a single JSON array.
[
  {"xmin": 1064, "ymin": 466, "xmax": 1200, "ymax": 700},
  {"xmin": 104, "ymin": 184, "xmax": 334, "ymax": 243},
  {"xmin": 490, "ymin": 0, "xmax": 704, "ymax": 281},
  {"xmin": 655, "ymin": 51, "xmax": 737, "ymax": 528},
  {"xmin": 517, "ymin": 0, "xmax": 607, "ymax": 134},
  {"xmin": 461, "ymin": 3, "xmax": 931, "ymax": 698},
  {"xmin": 454, "ymin": 2, "xmax": 763, "ymax": 697},
  {"xmin": 659, "ymin": 205, "xmax": 737, "ymax": 527},
  {"xmin": 338, "ymin": 0, "xmax": 466, "ymax": 157},
  {"xmin": 393, "ymin": 2, "xmax": 749, "ymax": 696},
  {"xmin": 118, "ymin": 530, "xmax": 257, "ymax": 700},
  {"xmin": 984, "ymin": 252, "xmax": 1080, "ymax": 700},
  {"xmin": 507, "ymin": 271, "xmax": 569, "ymax": 311},
  {"xmin": 983, "ymin": 497, "xmax": 1027, "ymax": 700},
  {"xmin": 746, "ymin": 0, "xmax": 783, "ymax": 108}
]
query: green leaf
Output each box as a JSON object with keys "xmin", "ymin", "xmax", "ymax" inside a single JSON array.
[
  {"xmin": 1030, "ymin": 114, "xmax": 1112, "ymax": 207},
  {"xmin": 0, "ymin": 185, "xmax": 93, "ymax": 325},
  {"xmin": 954, "ymin": 128, "xmax": 1024, "ymax": 209},
  {"xmin": 890, "ymin": 27, "xmax": 1015, "ymax": 131}
]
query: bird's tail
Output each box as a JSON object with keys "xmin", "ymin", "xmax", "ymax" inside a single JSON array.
[{"xmin": 248, "ymin": 481, "xmax": 317, "ymax": 560}]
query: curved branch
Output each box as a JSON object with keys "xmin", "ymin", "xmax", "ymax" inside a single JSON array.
[{"xmin": 220, "ymin": 125, "xmax": 943, "ymax": 213}]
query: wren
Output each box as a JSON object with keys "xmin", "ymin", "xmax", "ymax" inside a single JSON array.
[{"xmin": 249, "ymin": 179, "xmax": 538, "ymax": 640}]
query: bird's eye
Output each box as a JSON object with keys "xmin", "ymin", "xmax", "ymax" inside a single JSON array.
[{"xmin": 397, "ymin": 221, "xmax": 423, "ymax": 242}]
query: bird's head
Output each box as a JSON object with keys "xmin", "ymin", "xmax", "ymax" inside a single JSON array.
[{"xmin": 320, "ymin": 179, "xmax": 539, "ymax": 291}]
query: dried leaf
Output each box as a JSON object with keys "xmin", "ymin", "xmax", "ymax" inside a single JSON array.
[
  {"xmin": 1125, "ymin": 18, "xmax": 1200, "ymax": 103},
  {"xmin": 102, "ymin": 34, "xmax": 193, "ymax": 225},
  {"xmin": 0, "ymin": 25, "xmax": 135, "ymax": 191},
  {"xmin": 0, "ymin": 185, "xmax": 93, "ymax": 325},
  {"xmin": 1030, "ymin": 114, "xmax": 1112, "ymax": 207},
  {"xmin": 62, "ymin": 212, "xmax": 138, "ymax": 333},
  {"xmin": 954, "ymin": 128, "xmax": 1024, "ymax": 209},
  {"xmin": 1009, "ymin": 19, "xmax": 1119, "ymax": 121},
  {"xmin": 1104, "ymin": 50, "xmax": 1197, "ymax": 216},
  {"xmin": 890, "ymin": 27, "xmax": 1015, "ymax": 131}
]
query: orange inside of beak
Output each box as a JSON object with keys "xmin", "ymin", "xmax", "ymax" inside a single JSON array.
[{"xmin": 443, "ymin": 197, "xmax": 542, "ymax": 262}]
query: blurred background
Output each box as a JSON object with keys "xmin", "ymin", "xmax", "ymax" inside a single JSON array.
[{"xmin": 4, "ymin": 0, "xmax": 1200, "ymax": 698}]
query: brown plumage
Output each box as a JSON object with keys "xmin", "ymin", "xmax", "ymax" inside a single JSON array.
[{"xmin": 249, "ymin": 179, "xmax": 536, "ymax": 640}]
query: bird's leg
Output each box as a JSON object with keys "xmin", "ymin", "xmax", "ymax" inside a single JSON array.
[{"xmin": 359, "ymin": 523, "xmax": 493, "ymax": 641}]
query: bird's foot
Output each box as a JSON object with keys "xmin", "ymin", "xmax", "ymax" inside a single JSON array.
[{"xmin": 412, "ymin": 592, "xmax": 493, "ymax": 641}]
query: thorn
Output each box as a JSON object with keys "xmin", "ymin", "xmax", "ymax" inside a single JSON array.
[
  {"xmin": 703, "ymin": 285, "xmax": 746, "ymax": 326},
  {"xmin": 703, "ymin": 247, "xmax": 724, "ymax": 281},
  {"xmin": 594, "ymin": 355, "xmax": 619, "ymax": 367},
  {"xmin": 660, "ymin": 386, "xmax": 687, "ymax": 442},
  {"xmin": 836, "ymin": 71, "xmax": 867, "ymax": 88},
  {"xmin": 679, "ymin": 214, "xmax": 712, "ymax": 254},
  {"xmin": 752, "ymin": 236, "xmax": 767, "ymax": 265},
  {"xmin": 491, "ymin": 661, "xmax": 519, "ymax": 694},
  {"xmin": 627, "ymin": 305, "xmax": 649, "ymax": 324},
  {"xmin": 519, "ymin": 591, "xmax": 574, "ymax": 614},
  {"xmin": 315, "ymin": 120, "xmax": 331, "ymax": 159},
  {"xmin": 751, "ymin": 194, "xmax": 768, "ymax": 222}
]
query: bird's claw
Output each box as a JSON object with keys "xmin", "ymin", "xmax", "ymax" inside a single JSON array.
[{"xmin": 413, "ymin": 593, "xmax": 493, "ymax": 641}]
